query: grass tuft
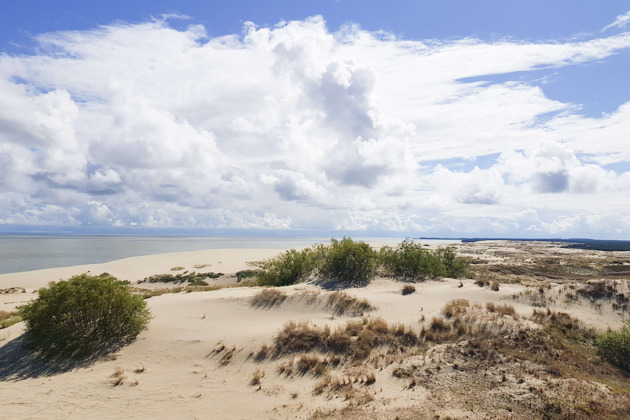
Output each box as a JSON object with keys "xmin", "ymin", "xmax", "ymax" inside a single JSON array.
[
  {"xmin": 326, "ymin": 291, "xmax": 376, "ymax": 317},
  {"xmin": 402, "ymin": 284, "xmax": 416, "ymax": 295},
  {"xmin": 250, "ymin": 288, "xmax": 287, "ymax": 309}
]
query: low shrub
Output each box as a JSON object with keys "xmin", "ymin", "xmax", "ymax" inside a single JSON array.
[
  {"xmin": 256, "ymin": 248, "xmax": 318, "ymax": 287},
  {"xmin": 379, "ymin": 239, "xmax": 443, "ymax": 281},
  {"xmin": 596, "ymin": 320, "xmax": 630, "ymax": 371},
  {"xmin": 379, "ymin": 239, "xmax": 472, "ymax": 281},
  {"xmin": 254, "ymin": 238, "xmax": 471, "ymax": 289},
  {"xmin": 19, "ymin": 274, "xmax": 151, "ymax": 357},
  {"xmin": 319, "ymin": 238, "xmax": 378, "ymax": 287},
  {"xmin": 435, "ymin": 247, "xmax": 473, "ymax": 278}
]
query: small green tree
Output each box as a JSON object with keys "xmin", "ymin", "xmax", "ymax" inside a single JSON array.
[
  {"xmin": 319, "ymin": 238, "xmax": 377, "ymax": 286},
  {"xmin": 596, "ymin": 320, "xmax": 630, "ymax": 371},
  {"xmin": 19, "ymin": 273, "xmax": 151, "ymax": 357}
]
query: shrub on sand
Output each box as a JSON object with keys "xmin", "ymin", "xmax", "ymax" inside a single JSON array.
[
  {"xmin": 256, "ymin": 248, "xmax": 318, "ymax": 287},
  {"xmin": 19, "ymin": 274, "xmax": 151, "ymax": 358},
  {"xmin": 596, "ymin": 320, "xmax": 630, "ymax": 371},
  {"xmin": 379, "ymin": 239, "xmax": 472, "ymax": 281},
  {"xmin": 319, "ymin": 238, "xmax": 378, "ymax": 287}
]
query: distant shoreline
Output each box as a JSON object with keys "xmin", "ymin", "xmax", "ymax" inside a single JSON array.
[{"xmin": 418, "ymin": 237, "xmax": 630, "ymax": 252}]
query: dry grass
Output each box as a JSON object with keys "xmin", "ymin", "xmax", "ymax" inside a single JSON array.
[
  {"xmin": 110, "ymin": 367, "xmax": 126, "ymax": 387},
  {"xmin": 326, "ymin": 291, "xmax": 376, "ymax": 317},
  {"xmin": 250, "ymin": 288, "xmax": 288, "ymax": 309},
  {"xmin": 266, "ymin": 318, "xmax": 417, "ymax": 361},
  {"xmin": 401, "ymin": 284, "xmax": 416, "ymax": 295},
  {"xmin": 211, "ymin": 342, "xmax": 237, "ymax": 366},
  {"xmin": 441, "ymin": 299, "xmax": 470, "ymax": 318},
  {"xmin": 277, "ymin": 354, "xmax": 341, "ymax": 377},
  {"xmin": 486, "ymin": 302, "xmax": 517, "ymax": 317},
  {"xmin": 250, "ymin": 369, "xmax": 264, "ymax": 385}
]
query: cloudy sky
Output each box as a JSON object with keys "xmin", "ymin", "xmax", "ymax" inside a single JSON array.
[{"xmin": 1, "ymin": 1, "xmax": 629, "ymax": 238}]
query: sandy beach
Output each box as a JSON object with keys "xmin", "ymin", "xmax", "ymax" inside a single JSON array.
[{"xmin": 1, "ymin": 241, "xmax": 629, "ymax": 419}]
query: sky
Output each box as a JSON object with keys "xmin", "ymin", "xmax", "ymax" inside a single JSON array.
[{"xmin": 0, "ymin": 1, "xmax": 629, "ymax": 238}]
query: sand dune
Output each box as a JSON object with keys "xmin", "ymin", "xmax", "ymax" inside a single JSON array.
[{"xmin": 1, "ymin": 242, "xmax": 629, "ymax": 419}]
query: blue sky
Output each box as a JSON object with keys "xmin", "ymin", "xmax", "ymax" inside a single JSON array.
[{"xmin": 0, "ymin": 1, "xmax": 629, "ymax": 238}]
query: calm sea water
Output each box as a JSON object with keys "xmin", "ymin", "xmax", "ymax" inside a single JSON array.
[{"xmin": 0, "ymin": 235, "xmax": 457, "ymax": 275}]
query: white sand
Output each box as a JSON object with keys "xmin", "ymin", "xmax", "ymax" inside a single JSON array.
[{"xmin": 1, "ymin": 244, "xmax": 626, "ymax": 419}]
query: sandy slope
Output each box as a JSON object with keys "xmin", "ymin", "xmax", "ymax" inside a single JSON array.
[{"xmin": 1, "ymin": 243, "xmax": 629, "ymax": 419}]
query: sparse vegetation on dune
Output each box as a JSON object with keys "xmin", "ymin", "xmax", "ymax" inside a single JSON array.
[
  {"xmin": 0, "ymin": 310, "xmax": 21, "ymax": 329},
  {"xmin": 255, "ymin": 247, "xmax": 320, "ymax": 287},
  {"xmin": 139, "ymin": 271, "xmax": 223, "ymax": 286},
  {"xmin": 250, "ymin": 288, "xmax": 287, "ymax": 309},
  {"xmin": 259, "ymin": 318, "xmax": 417, "ymax": 361},
  {"xmin": 253, "ymin": 238, "xmax": 472, "ymax": 288},
  {"xmin": 19, "ymin": 274, "xmax": 151, "ymax": 358},
  {"xmin": 380, "ymin": 239, "xmax": 473, "ymax": 281},
  {"xmin": 130, "ymin": 284, "xmax": 224, "ymax": 299},
  {"xmin": 597, "ymin": 320, "xmax": 630, "ymax": 371},
  {"xmin": 280, "ymin": 299, "xmax": 630, "ymax": 419},
  {"xmin": 326, "ymin": 291, "xmax": 376, "ymax": 317}
]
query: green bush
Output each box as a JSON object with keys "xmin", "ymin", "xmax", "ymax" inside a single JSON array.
[
  {"xmin": 255, "ymin": 238, "xmax": 470, "ymax": 288},
  {"xmin": 256, "ymin": 248, "xmax": 318, "ymax": 286},
  {"xmin": 380, "ymin": 239, "xmax": 471, "ymax": 281},
  {"xmin": 596, "ymin": 320, "xmax": 630, "ymax": 371},
  {"xmin": 379, "ymin": 239, "xmax": 444, "ymax": 280},
  {"xmin": 19, "ymin": 274, "xmax": 151, "ymax": 357},
  {"xmin": 318, "ymin": 238, "xmax": 377, "ymax": 287},
  {"xmin": 435, "ymin": 247, "xmax": 473, "ymax": 278}
]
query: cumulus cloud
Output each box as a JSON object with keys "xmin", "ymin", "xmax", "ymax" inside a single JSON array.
[{"xmin": 0, "ymin": 16, "xmax": 629, "ymax": 237}]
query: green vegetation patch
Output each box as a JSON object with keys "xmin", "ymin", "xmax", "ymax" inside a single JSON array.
[
  {"xmin": 380, "ymin": 239, "xmax": 473, "ymax": 281},
  {"xmin": 255, "ymin": 247, "xmax": 320, "ymax": 287},
  {"xmin": 319, "ymin": 238, "xmax": 378, "ymax": 287},
  {"xmin": 254, "ymin": 238, "xmax": 472, "ymax": 288},
  {"xmin": 597, "ymin": 320, "xmax": 630, "ymax": 371},
  {"xmin": 140, "ymin": 271, "xmax": 223, "ymax": 286},
  {"xmin": 0, "ymin": 310, "xmax": 21, "ymax": 329},
  {"xmin": 19, "ymin": 274, "xmax": 151, "ymax": 358}
]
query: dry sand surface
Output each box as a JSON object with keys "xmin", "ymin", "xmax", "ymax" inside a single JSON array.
[{"xmin": 1, "ymin": 241, "xmax": 629, "ymax": 419}]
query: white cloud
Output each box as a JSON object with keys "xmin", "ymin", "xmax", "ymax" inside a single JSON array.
[
  {"xmin": 0, "ymin": 16, "xmax": 629, "ymax": 237},
  {"xmin": 603, "ymin": 11, "xmax": 630, "ymax": 31}
]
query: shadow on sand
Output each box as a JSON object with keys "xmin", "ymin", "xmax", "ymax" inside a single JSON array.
[{"xmin": 0, "ymin": 334, "xmax": 123, "ymax": 381}]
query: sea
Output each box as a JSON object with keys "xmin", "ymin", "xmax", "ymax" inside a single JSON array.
[{"xmin": 0, "ymin": 234, "xmax": 459, "ymax": 275}]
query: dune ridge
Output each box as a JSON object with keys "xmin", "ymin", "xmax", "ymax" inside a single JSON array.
[{"xmin": 1, "ymin": 241, "xmax": 629, "ymax": 419}]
